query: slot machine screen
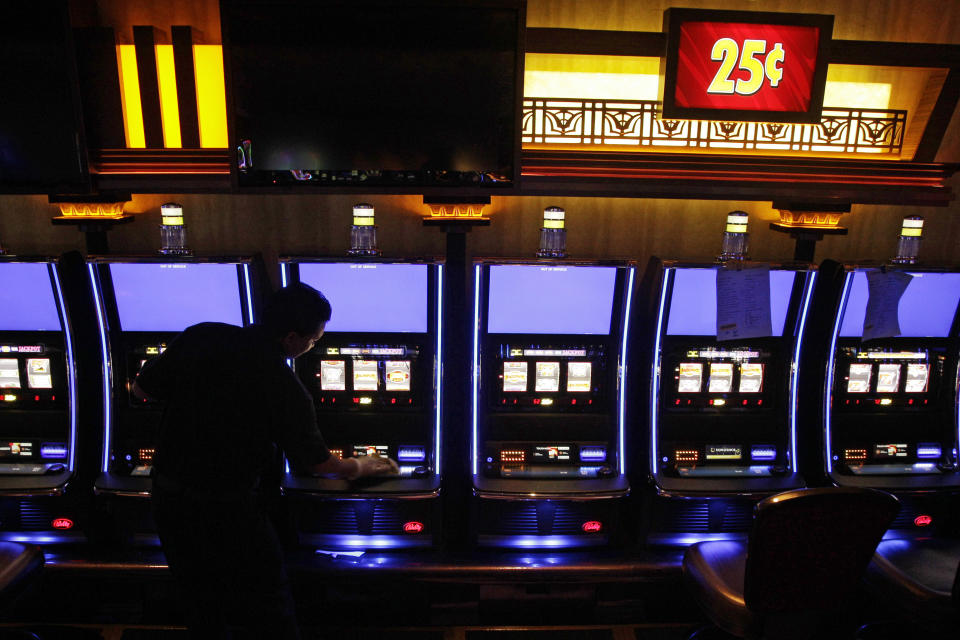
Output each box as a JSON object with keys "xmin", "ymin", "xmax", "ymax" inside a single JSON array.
[
  {"xmin": 666, "ymin": 268, "xmax": 796, "ymax": 336},
  {"xmin": 487, "ymin": 265, "xmax": 618, "ymax": 335},
  {"xmin": 678, "ymin": 363, "xmax": 703, "ymax": 393},
  {"xmin": 0, "ymin": 359, "xmax": 20, "ymax": 388},
  {"xmin": 320, "ymin": 361, "xmax": 346, "ymax": 391},
  {"xmin": 534, "ymin": 362, "xmax": 561, "ymax": 392},
  {"xmin": 532, "ymin": 445, "xmax": 572, "ymax": 462},
  {"xmin": 874, "ymin": 443, "xmax": 908, "ymax": 458},
  {"xmin": 839, "ymin": 272, "xmax": 960, "ymax": 338},
  {"xmin": 503, "ymin": 362, "xmax": 528, "ymax": 392},
  {"xmin": 354, "ymin": 444, "xmax": 389, "ymax": 458},
  {"xmin": 0, "ymin": 263, "xmax": 61, "ymax": 331},
  {"xmin": 876, "ymin": 363, "xmax": 901, "ymax": 393},
  {"xmin": 705, "ymin": 445, "xmax": 742, "ymax": 461},
  {"xmin": 739, "ymin": 363, "xmax": 763, "ymax": 392},
  {"xmin": 905, "ymin": 364, "xmax": 929, "ymax": 393},
  {"xmin": 352, "ymin": 360, "xmax": 379, "ymax": 391},
  {"xmin": 384, "ymin": 361, "xmax": 411, "ymax": 392},
  {"xmin": 298, "ymin": 263, "xmax": 428, "ymax": 333},
  {"xmin": 26, "ymin": 359, "xmax": 52, "ymax": 388},
  {"xmin": 707, "ymin": 363, "xmax": 734, "ymax": 393},
  {"xmin": 566, "ymin": 362, "xmax": 592, "ymax": 392},
  {"xmin": 110, "ymin": 263, "xmax": 244, "ymax": 331},
  {"xmin": 847, "ymin": 363, "xmax": 872, "ymax": 393}
]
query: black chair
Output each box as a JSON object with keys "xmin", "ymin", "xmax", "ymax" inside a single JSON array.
[
  {"xmin": 682, "ymin": 487, "xmax": 900, "ymax": 639},
  {"xmin": 861, "ymin": 537, "xmax": 960, "ymax": 632}
]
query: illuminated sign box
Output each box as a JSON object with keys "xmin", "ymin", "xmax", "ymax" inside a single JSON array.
[{"xmin": 660, "ymin": 9, "xmax": 833, "ymax": 124}]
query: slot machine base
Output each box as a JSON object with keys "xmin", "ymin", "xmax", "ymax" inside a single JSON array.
[
  {"xmin": 473, "ymin": 496, "xmax": 622, "ymax": 549},
  {"xmin": 288, "ymin": 494, "xmax": 439, "ymax": 551}
]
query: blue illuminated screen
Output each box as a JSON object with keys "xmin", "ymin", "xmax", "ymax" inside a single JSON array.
[
  {"xmin": 839, "ymin": 271, "xmax": 960, "ymax": 338},
  {"xmin": 666, "ymin": 267, "xmax": 797, "ymax": 336},
  {"xmin": 298, "ymin": 263, "xmax": 428, "ymax": 333},
  {"xmin": 487, "ymin": 265, "xmax": 618, "ymax": 335},
  {"xmin": 110, "ymin": 263, "xmax": 244, "ymax": 331},
  {"xmin": 0, "ymin": 262, "xmax": 61, "ymax": 331}
]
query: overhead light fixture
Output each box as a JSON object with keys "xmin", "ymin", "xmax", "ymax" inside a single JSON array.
[
  {"xmin": 159, "ymin": 202, "xmax": 191, "ymax": 255},
  {"xmin": 537, "ymin": 206, "xmax": 567, "ymax": 258},
  {"xmin": 892, "ymin": 216, "xmax": 923, "ymax": 265},
  {"xmin": 718, "ymin": 211, "xmax": 749, "ymax": 261},
  {"xmin": 348, "ymin": 203, "xmax": 380, "ymax": 256},
  {"xmin": 54, "ymin": 201, "xmax": 127, "ymax": 219}
]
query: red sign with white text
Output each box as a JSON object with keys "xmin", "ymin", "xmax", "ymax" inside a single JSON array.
[{"xmin": 673, "ymin": 21, "xmax": 821, "ymax": 113}]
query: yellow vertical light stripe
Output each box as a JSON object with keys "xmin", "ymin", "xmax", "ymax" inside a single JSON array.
[
  {"xmin": 155, "ymin": 45, "xmax": 182, "ymax": 148},
  {"xmin": 194, "ymin": 45, "xmax": 229, "ymax": 148},
  {"xmin": 117, "ymin": 45, "xmax": 146, "ymax": 148}
]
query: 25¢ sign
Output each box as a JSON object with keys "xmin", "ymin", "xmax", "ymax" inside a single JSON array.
[{"xmin": 660, "ymin": 10, "xmax": 833, "ymax": 124}]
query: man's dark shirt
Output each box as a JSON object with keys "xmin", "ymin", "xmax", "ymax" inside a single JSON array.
[{"xmin": 136, "ymin": 322, "xmax": 330, "ymax": 494}]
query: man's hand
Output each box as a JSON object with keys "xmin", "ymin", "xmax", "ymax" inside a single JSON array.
[
  {"xmin": 305, "ymin": 454, "xmax": 401, "ymax": 480},
  {"xmin": 350, "ymin": 455, "xmax": 400, "ymax": 479}
]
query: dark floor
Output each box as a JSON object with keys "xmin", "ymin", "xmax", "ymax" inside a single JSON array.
[{"xmin": 0, "ymin": 625, "xmax": 700, "ymax": 640}]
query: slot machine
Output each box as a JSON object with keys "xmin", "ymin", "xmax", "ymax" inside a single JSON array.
[
  {"xmin": 88, "ymin": 257, "xmax": 259, "ymax": 543},
  {"xmin": 645, "ymin": 260, "xmax": 816, "ymax": 544},
  {"xmin": 280, "ymin": 259, "xmax": 442, "ymax": 549},
  {"xmin": 820, "ymin": 263, "xmax": 960, "ymax": 535},
  {"xmin": 0, "ymin": 257, "xmax": 83, "ymax": 542},
  {"xmin": 472, "ymin": 260, "xmax": 635, "ymax": 548}
]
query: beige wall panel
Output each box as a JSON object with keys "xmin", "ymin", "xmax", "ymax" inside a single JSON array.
[{"xmin": 5, "ymin": 191, "xmax": 957, "ymax": 286}]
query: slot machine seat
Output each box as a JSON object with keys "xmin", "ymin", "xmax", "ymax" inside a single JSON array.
[
  {"xmin": 0, "ymin": 541, "xmax": 43, "ymax": 610},
  {"xmin": 863, "ymin": 537, "xmax": 960, "ymax": 624},
  {"xmin": 682, "ymin": 487, "xmax": 899, "ymax": 639}
]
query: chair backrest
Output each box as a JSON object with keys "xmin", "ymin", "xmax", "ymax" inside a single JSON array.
[
  {"xmin": 743, "ymin": 487, "xmax": 899, "ymax": 613},
  {"xmin": 953, "ymin": 558, "xmax": 960, "ymax": 610}
]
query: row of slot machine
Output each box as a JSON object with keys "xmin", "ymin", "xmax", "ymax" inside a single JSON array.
[{"xmin": 0, "ymin": 252, "xmax": 958, "ymax": 552}]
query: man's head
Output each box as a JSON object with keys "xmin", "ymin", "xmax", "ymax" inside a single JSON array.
[{"xmin": 262, "ymin": 283, "xmax": 332, "ymax": 358}]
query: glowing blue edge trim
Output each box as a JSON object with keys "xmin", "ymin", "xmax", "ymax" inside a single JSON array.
[
  {"xmin": 956, "ymin": 333, "xmax": 960, "ymax": 467},
  {"xmin": 242, "ymin": 264, "xmax": 254, "ymax": 325},
  {"xmin": 309, "ymin": 535, "xmax": 428, "ymax": 549},
  {"xmin": 789, "ymin": 270, "xmax": 816, "ymax": 473},
  {"xmin": 472, "ymin": 265, "xmax": 482, "ymax": 477},
  {"xmin": 618, "ymin": 267, "xmax": 635, "ymax": 475},
  {"xmin": 50, "ymin": 264, "xmax": 78, "ymax": 472},
  {"xmin": 435, "ymin": 264, "xmax": 443, "ymax": 474},
  {"xmin": 485, "ymin": 535, "xmax": 601, "ymax": 549},
  {"xmin": 88, "ymin": 264, "xmax": 113, "ymax": 473},
  {"xmin": 1, "ymin": 533, "xmax": 76, "ymax": 545},
  {"xmin": 650, "ymin": 269, "xmax": 671, "ymax": 478},
  {"xmin": 825, "ymin": 272, "xmax": 854, "ymax": 474},
  {"xmin": 281, "ymin": 264, "xmax": 291, "ymax": 474}
]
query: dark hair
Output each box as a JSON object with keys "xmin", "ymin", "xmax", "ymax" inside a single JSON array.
[{"xmin": 261, "ymin": 283, "xmax": 332, "ymax": 338}]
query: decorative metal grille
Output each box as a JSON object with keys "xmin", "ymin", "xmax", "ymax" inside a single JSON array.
[{"xmin": 522, "ymin": 98, "xmax": 906, "ymax": 155}]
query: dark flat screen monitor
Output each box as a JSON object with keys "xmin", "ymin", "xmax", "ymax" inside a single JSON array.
[
  {"xmin": 109, "ymin": 264, "xmax": 244, "ymax": 332},
  {"xmin": 0, "ymin": 1, "xmax": 89, "ymax": 194},
  {"xmin": 839, "ymin": 271, "xmax": 960, "ymax": 338},
  {"xmin": 298, "ymin": 263, "xmax": 429, "ymax": 333},
  {"xmin": 487, "ymin": 265, "xmax": 618, "ymax": 335},
  {"xmin": 221, "ymin": 0, "xmax": 523, "ymax": 188},
  {"xmin": 666, "ymin": 267, "xmax": 796, "ymax": 336},
  {"xmin": 0, "ymin": 263, "xmax": 61, "ymax": 331}
]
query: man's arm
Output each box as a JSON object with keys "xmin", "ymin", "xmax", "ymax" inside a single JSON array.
[{"xmin": 278, "ymin": 371, "xmax": 399, "ymax": 480}]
